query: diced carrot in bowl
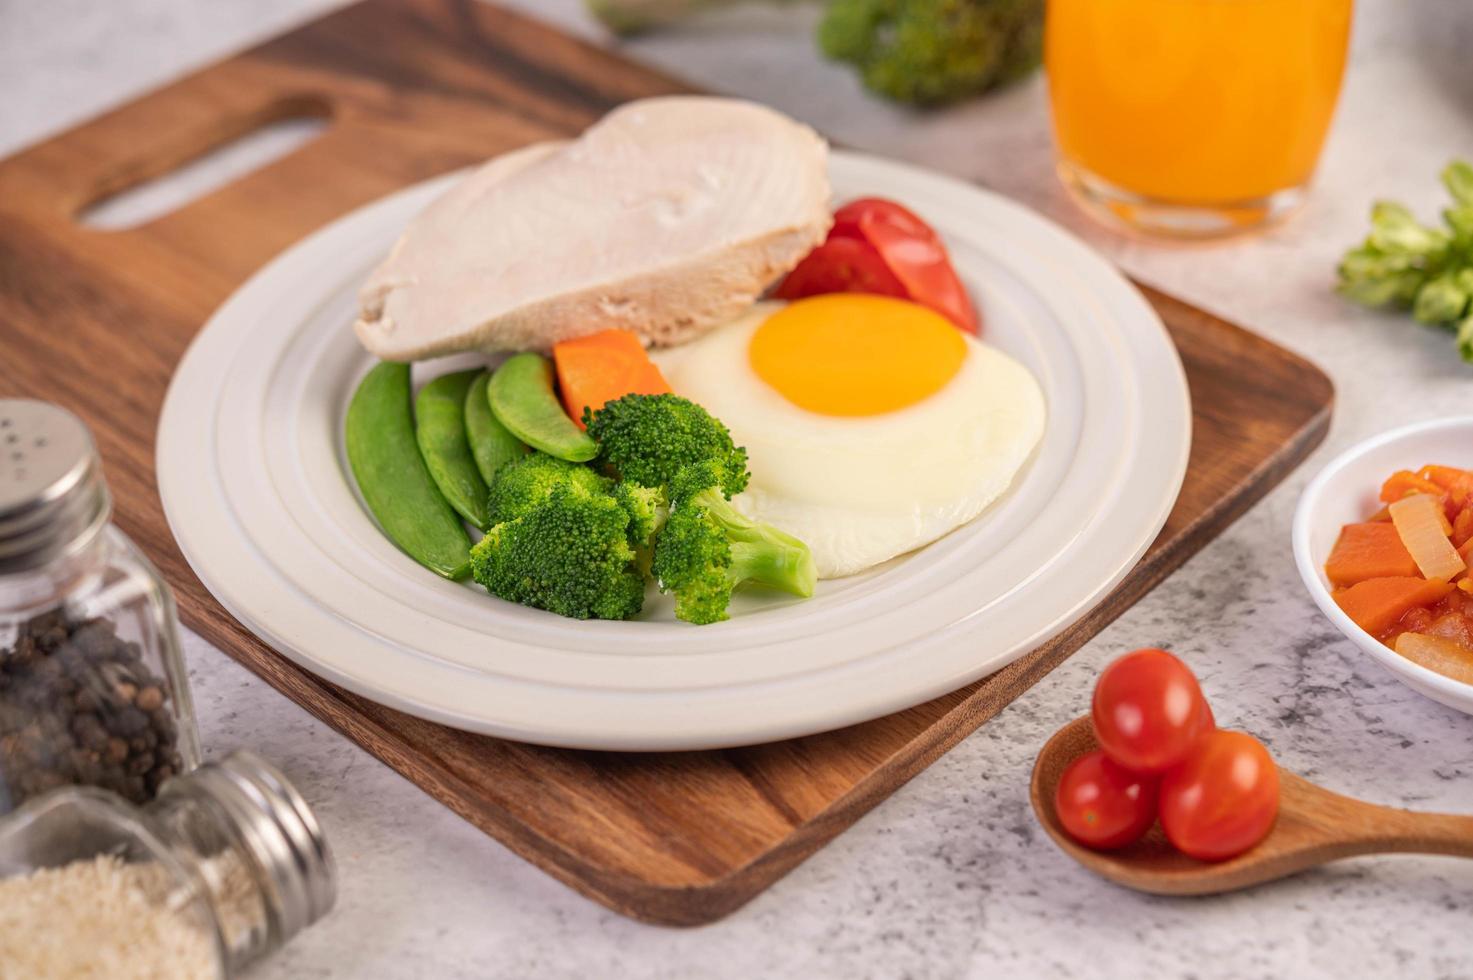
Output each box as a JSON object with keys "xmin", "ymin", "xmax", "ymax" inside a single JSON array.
[
  {"xmin": 553, "ymin": 329, "xmax": 672, "ymax": 428},
  {"xmin": 1453, "ymin": 507, "xmax": 1473, "ymax": 549},
  {"xmin": 1332, "ymin": 577, "xmax": 1454, "ymax": 637},
  {"xmin": 1324, "ymin": 523, "xmax": 1418, "ymax": 587},
  {"xmin": 1417, "ymin": 464, "xmax": 1473, "ymax": 493},
  {"xmin": 1380, "ymin": 470, "xmax": 1444, "ymax": 503}
]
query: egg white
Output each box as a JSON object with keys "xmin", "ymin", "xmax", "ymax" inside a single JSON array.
[{"xmin": 652, "ymin": 301, "xmax": 1046, "ymax": 578}]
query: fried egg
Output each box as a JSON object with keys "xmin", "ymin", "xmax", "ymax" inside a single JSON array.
[{"xmin": 651, "ymin": 294, "xmax": 1045, "ymax": 578}]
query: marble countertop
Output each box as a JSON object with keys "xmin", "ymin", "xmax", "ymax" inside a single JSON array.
[{"xmin": 6, "ymin": 1, "xmax": 1471, "ymax": 976}]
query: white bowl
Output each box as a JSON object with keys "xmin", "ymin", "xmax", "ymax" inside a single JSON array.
[{"xmin": 1292, "ymin": 416, "xmax": 1473, "ymax": 716}]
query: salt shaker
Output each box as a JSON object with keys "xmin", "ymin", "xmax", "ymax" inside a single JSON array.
[
  {"xmin": 0, "ymin": 399, "xmax": 199, "ymax": 812},
  {"xmin": 0, "ymin": 750, "xmax": 337, "ymax": 978}
]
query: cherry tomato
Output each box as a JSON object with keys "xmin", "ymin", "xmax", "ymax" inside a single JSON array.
[
  {"xmin": 775, "ymin": 235, "xmax": 908, "ymax": 301},
  {"xmin": 1054, "ymin": 750, "xmax": 1159, "ymax": 850},
  {"xmin": 1159, "ymin": 729, "xmax": 1280, "ymax": 861},
  {"xmin": 1091, "ymin": 648, "xmax": 1214, "ymax": 773},
  {"xmin": 832, "ymin": 198, "xmax": 979, "ymax": 334},
  {"xmin": 775, "ymin": 197, "xmax": 980, "ymax": 333}
]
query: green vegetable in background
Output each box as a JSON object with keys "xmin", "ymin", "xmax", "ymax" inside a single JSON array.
[
  {"xmin": 415, "ymin": 370, "xmax": 493, "ymax": 530},
  {"xmin": 584, "ymin": 0, "xmax": 1044, "ymax": 106},
  {"xmin": 464, "ymin": 371, "xmax": 529, "ymax": 487},
  {"xmin": 818, "ymin": 0, "xmax": 1043, "ymax": 106},
  {"xmin": 1337, "ymin": 160, "xmax": 1473, "ymax": 363},
  {"xmin": 346, "ymin": 362, "xmax": 473, "ymax": 579}
]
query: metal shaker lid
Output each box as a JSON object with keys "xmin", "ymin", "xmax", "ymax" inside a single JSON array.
[
  {"xmin": 174, "ymin": 750, "xmax": 338, "ymax": 949},
  {"xmin": 0, "ymin": 400, "xmax": 111, "ymax": 573}
]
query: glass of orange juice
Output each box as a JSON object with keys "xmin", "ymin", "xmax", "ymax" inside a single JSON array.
[{"xmin": 1046, "ymin": 0, "xmax": 1353, "ymax": 238}]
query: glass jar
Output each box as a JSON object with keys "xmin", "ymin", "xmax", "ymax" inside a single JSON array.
[
  {"xmin": 0, "ymin": 399, "xmax": 200, "ymax": 813},
  {"xmin": 0, "ymin": 750, "xmax": 336, "ymax": 978}
]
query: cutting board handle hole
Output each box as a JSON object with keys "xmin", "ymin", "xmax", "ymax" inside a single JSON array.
[{"xmin": 78, "ymin": 97, "xmax": 331, "ymax": 231}]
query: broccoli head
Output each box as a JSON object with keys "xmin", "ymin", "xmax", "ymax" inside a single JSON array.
[
  {"xmin": 817, "ymin": 0, "xmax": 1044, "ymax": 106},
  {"xmin": 487, "ymin": 451, "xmax": 611, "ymax": 524},
  {"xmin": 584, "ymin": 393, "xmax": 749, "ymax": 497},
  {"xmin": 652, "ymin": 460, "xmax": 816, "ymax": 625},
  {"xmin": 613, "ymin": 481, "xmax": 666, "ymax": 554},
  {"xmin": 583, "ymin": 0, "xmax": 1042, "ymax": 106},
  {"xmin": 470, "ymin": 483, "xmax": 646, "ymax": 621}
]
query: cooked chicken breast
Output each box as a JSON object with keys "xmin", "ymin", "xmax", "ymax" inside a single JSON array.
[{"xmin": 355, "ymin": 96, "xmax": 831, "ymax": 360}]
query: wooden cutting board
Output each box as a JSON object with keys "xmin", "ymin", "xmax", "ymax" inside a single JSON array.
[{"xmin": 0, "ymin": 0, "xmax": 1333, "ymax": 926}]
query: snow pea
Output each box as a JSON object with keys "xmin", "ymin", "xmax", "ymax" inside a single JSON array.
[
  {"xmin": 415, "ymin": 370, "xmax": 492, "ymax": 530},
  {"xmin": 487, "ymin": 353, "xmax": 597, "ymax": 462},
  {"xmin": 464, "ymin": 370, "xmax": 529, "ymax": 487},
  {"xmin": 346, "ymin": 362, "xmax": 472, "ymax": 579}
]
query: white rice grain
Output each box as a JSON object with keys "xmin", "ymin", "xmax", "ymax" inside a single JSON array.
[{"xmin": 0, "ymin": 854, "xmax": 218, "ymax": 980}]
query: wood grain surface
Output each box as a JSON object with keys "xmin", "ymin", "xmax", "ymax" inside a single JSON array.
[{"xmin": 0, "ymin": 0, "xmax": 1334, "ymax": 925}]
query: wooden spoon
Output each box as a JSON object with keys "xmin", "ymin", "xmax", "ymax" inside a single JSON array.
[{"xmin": 1031, "ymin": 715, "xmax": 1473, "ymax": 895}]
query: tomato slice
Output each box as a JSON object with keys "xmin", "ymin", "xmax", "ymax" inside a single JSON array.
[
  {"xmin": 774, "ymin": 235, "xmax": 908, "ymax": 301},
  {"xmin": 1054, "ymin": 750, "xmax": 1159, "ymax": 850},
  {"xmin": 832, "ymin": 198, "xmax": 980, "ymax": 334},
  {"xmin": 1091, "ymin": 648, "xmax": 1215, "ymax": 773},
  {"xmin": 1159, "ymin": 729, "xmax": 1280, "ymax": 861},
  {"xmin": 831, "ymin": 197, "xmax": 936, "ymax": 242}
]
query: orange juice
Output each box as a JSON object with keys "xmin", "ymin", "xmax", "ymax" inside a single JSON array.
[{"xmin": 1046, "ymin": 0, "xmax": 1352, "ymax": 230}]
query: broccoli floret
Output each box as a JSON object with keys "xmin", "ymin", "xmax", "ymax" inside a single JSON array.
[
  {"xmin": 818, "ymin": 0, "xmax": 1044, "ymax": 106},
  {"xmin": 584, "ymin": 0, "xmax": 1042, "ymax": 106},
  {"xmin": 584, "ymin": 394, "xmax": 749, "ymax": 498},
  {"xmin": 470, "ymin": 483, "xmax": 646, "ymax": 621},
  {"xmin": 487, "ymin": 451, "xmax": 610, "ymax": 524},
  {"xmin": 613, "ymin": 481, "xmax": 666, "ymax": 556},
  {"xmin": 652, "ymin": 461, "xmax": 816, "ymax": 625}
]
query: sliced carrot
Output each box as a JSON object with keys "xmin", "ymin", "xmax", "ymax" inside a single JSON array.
[
  {"xmin": 1453, "ymin": 507, "xmax": 1473, "ymax": 549},
  {"xmin": 1416, "ymin": 464, "xmax": 1473, "ymax": 491},
  {"xmin": 1332, "ymin": 577, "xmax": 1455, "ymax": 637},
  {"xmin": 1325, "ymin": 523, "xmax": 1419, "ymax": 587},
  {"xmin": 1443, "ymin": 473, "xmax": 1473, "ymax": 512},
  {"xmin": 1365, "ymin": 504, "xmax": 1393, "ymax": 523},
  {"xmin": 552, "ymin": 329, "xmax": 671, "ymax": 429},
  {"xmin": 1380, "ymin": 469, "xmax": 1444, "ymax": 503}
]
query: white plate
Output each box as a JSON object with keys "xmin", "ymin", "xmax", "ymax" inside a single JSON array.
[
  {"xmin": 1292, "ymin": 417, "xmax": 1473, "ymax": 716},
  {"xmin": 157, "ymin": 151, "xmax": 1190, "ymax": 750}
]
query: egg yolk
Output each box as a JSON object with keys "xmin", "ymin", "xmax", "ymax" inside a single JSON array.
[{"xmin": 748, "ymin": 294, "xmax": 967, "ymax": 416}]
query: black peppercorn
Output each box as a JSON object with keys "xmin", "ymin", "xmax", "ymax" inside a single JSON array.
[{"xmin": 0, "ymin": 611, "xmax": 183, "ymax": 810}]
